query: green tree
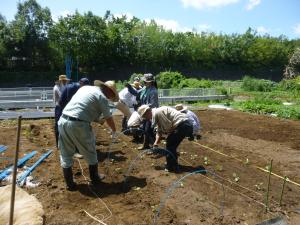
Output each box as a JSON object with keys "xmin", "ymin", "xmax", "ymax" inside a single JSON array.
[
  {"xmin": 7, "ymin": 0, "xmax": 53, "ymax": 69},
  {"xmin": 49, "ymin": 11, "xmax": 108, "ymax": 71},
  {"xmin": 0, "ymin": 14, "xmax": 8, "ymax": 68}
]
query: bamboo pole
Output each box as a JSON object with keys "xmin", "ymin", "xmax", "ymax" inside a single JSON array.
[
  {"xmin": 280, "ymin": 176, "xmax": 287, "ymax": 206},
  {"xmin": 9, "ymin": 116, "xmax": 22, "ymax": 225},
  {"xmin": 265, "ymin": 159, "xmax": 273, "ymax": 213}
]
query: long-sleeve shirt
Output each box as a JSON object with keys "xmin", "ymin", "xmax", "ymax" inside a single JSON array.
[
  {"xmin": 118, "ymin": 87, "xmax": 137, "ymax": 108},
  {"xmin": 152, "ymin": 106, "xmax": 188, "ymax": 135},
  {"xmin": 139, "ymin": 86, "xmax": 159, "ymax": 108},
  {"xmin": 127, "ymin": 84, "xmax": 159, "ymax": 108},
  {"xmin": 127, "ymin": 111, "xmax": 143, "ymax": 127},
  {"xmin": 59, "ymin": 82, "xmax": 80, "ymax": 110},
  {"xmin": 185, "ymin": 110, "xmax": 201, "ymax": 135}
]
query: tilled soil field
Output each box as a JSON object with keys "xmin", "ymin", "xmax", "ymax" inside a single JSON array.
[{"xmin": 0, "ymin": 109, "xmax": 300, "ymax": 225}]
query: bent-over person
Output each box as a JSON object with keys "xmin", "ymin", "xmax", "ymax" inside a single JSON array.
[
  {"xmin": 138, "ymin": 105, "xmax": 193, "ymax": 173},
  {"xmin": 58, "ymin": 80, "xmax": 118, "ymax": 190}
]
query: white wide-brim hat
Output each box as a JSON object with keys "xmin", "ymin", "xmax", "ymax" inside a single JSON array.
[
  {"xmin": 94, "ymin": 80, "xmax": 119, "ymax": 102},
  {"xmin": 138, "ymin": 104, "xmax": 151, "ymax": 117},
  {"xmin": 175, "ymin": 104, "xmax": 187, "ymax": 112}
]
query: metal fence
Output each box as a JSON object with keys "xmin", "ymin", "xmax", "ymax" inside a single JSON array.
[
  {"xmin": 0, "ymin": 87, "xmax": 226, "ymax": 109},
  {"xmin": 0, "ymin": 87, "xmax": 53, "ymax": 101},
  {"xmin": 158, "ymin": 88, "xmax": 220, "ymax": 97}
]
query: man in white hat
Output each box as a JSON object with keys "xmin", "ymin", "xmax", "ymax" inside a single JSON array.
[
  {"xmin": 58, "ymin": 80, "xmax": 118, "ymax": 191},
  {"xmin": 175, "ymin": 104, "xmax": 201, "ymax": 140},
  {"xmin": 53, "ymin": 74, "xmax": 70, "ymax": 147},
  {"xmin": 138, "ymin": 105, "xmax": 193, "ymax": 172}
]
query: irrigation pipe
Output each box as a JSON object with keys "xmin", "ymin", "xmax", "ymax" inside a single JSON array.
[
  {"xmin": 76, "ymin": 159, "xmax": 112, "ymax": 225},
  {"xmin": 105, "ymin": 129, "xmax": 277, "ymax": 222},
  {"xmin": 192, "ymin": 141, "xmax": 300, "ymax": 188},
  {"xmin": 153, "ymin": 169, "xmax": 226, "ymax": 225},
  {"xmin": 103, "ymin": 128, "xmax": 144, "ymax": 174}
]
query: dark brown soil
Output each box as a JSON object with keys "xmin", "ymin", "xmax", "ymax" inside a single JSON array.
[{"xmin": 1, "ymin": 109, "xmax": 300, "ymax": 225}]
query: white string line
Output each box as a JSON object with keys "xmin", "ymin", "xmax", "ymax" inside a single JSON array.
[
  {"xmin": 180, "ymin": 155, "xmax": 279, "ymax": 204},
  {"xmin": 84, "ymin": 210, "xmax": 107, "ymax": 225},
  {"xmin": 76, "ymin": 158, "xmax": 113, "ymax": 224},
  {"xmin": 179, "ymin": 156, "xmax": 279, "ymax": 212}
]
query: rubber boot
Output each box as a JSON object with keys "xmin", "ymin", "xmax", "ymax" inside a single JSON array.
[
  {"xmin": 62, "ymin": 167, "xmax": 77, "ymax": 191},
  {"xmin": 166, "ymin": 153, "xmax": 179, "ymax": 173},
  {"xmin": 89, "ymin": 164, "xmax": 105, "ymax": 185}
]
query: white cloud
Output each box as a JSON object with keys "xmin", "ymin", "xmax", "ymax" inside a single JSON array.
[
  {"xmin": 246, "ymin": 0, "xmax": 261, "ymax": 10},
  {"xmin": 145, "ymin": 18, "xmax": 192, "ymax": 32},
  {"xmin": 181, "ymin": 0, "xmax": 239, "ymax": 10},
  {"xmin": 256, "ymin": 26, "xmax": 269, "ymax": 34},
  {"xmin": 114, "ymin": 13, "xmax": 134, "ymax": 21},
  {"xmin": 293, "ymin": 24, "xmax": 300, "ymax": 36}
]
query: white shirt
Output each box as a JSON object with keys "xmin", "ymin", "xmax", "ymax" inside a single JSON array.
[
  {"xmin": 53, "ymin": 84, "xmax": 66, "ymax": 106},
  {"xmin": 118, "ymin": 87, "xmax": 137, "ymax": 108},
  {"xmin": 185, "ymin": 110, "xmax": 201, "ymax": 135},
  {"xmin": 127, "ymin": 111, "xmax": 142, "ymax": 127}
]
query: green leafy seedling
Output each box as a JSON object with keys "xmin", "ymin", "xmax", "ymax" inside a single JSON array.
[
  {"xmin": 203, "ymin": 156, "xmax": 210, "ymax": 165},
  {"xmin": 232, "ymin": 173, "xmax": 240, "ymax": 182},
  {"xmin": 216, "ymin": 165, "xmax": 223, "ymax": 171},
  {"xmin": 245, "ymin": 158, "xmax": 249, "ymax": 165}
]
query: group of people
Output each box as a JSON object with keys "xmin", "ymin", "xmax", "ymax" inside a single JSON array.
[{"xmin": 53, "ymin": 73, "xmax": 201, "ymax": 191}]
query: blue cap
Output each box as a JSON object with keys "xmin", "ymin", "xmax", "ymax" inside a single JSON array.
[{"xmin": 79, "ymin": 77, "xmax": 90, "ymax": 85}]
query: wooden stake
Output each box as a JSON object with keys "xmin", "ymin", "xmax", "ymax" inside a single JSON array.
[
  {"xmin": 9, "ymin": 116, "xmax": 22, "ymax": 225},
  {"xmin": 265, "ymin": 159, "xmax": 273, "ymax": 213}
]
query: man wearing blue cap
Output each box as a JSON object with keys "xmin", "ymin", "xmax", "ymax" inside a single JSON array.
[{"xmin": 55, "ymin": 78, "xmax": 90, "ymax": 148}]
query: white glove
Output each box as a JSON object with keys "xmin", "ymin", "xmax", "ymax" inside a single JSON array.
[{"xmin": 111, "ymin": 131, "xmax": 117, "ymax": 143}]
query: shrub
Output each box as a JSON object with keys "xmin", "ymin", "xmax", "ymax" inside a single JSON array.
[
  {"xmin": 116, "ymin": 80, "xmax": 126, "ymax": 91},
  {"xmin": 156, "ymin": 71, "xmax": 185, "ymax": 89},
  {"xmin": 278, "ymin": 76, "xmax": 300, "ymax": 92},
  {"xmin": 276, "ymin": 106, "xmax": 300, "ymax": 120},
  {"xmin": 241, "ymin": 76, "xmax": 277, "ymax": 92},
  {"xmin": 216, "ymin": 87, "xmax": 228, "ymax": 95},
  {"xmin": 178, "ymin": 78, "xmax": 213, "ymax": 88}
]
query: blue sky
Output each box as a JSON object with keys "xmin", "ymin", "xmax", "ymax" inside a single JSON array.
[{"xmin": 1, "ymin": 0, "xmax": 300, "ymax": 39}]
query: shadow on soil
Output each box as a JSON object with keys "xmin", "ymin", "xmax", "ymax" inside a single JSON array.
[
  {"xmin": 77, "ymin": 176, "xmax": 146, "ymax": 198},
  {"xmin": 96, "ymin": 150, "xmax": 127, "ymax": 162}
]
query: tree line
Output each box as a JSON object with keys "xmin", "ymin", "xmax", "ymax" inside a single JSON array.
[{"xmin": 0, "ymin": 0, "xmax": 300, "ymax": 86}]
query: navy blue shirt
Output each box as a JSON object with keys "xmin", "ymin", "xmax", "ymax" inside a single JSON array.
[{"xmin": 59, "ymin": 82, "xmax": 80, "ymax": 110}]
